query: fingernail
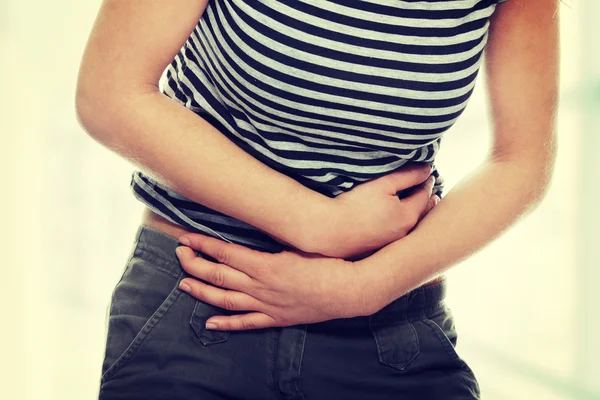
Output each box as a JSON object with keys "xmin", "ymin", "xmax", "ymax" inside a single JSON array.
[
  {"xmin": 179, "ymin": 282, "xmax": 192, "ymax": 293},
  {"xmin": 179, "ymin": 237, "xmax": 191, "ymax": 246},
  {"xmin": 206, "ymin": 322, "xmax": 218, "ymax": 330},
  {"xmin": 175, "ymin": 246, "xmax": 184, "ymax": 257}
]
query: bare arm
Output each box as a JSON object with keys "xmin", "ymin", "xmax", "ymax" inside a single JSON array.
[
  {"xmin": 357, "ymin": 0, "xmax": 560, "ymax": 312},
  {"xmin": 75, "ymin": 0, "xmax": 333, "ymax": 252},
  {"xmin": 76, "ymin": 0, "xmax": 441, "ymax": 257}
]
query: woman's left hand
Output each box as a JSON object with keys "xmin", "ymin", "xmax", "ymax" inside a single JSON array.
[{"xmin": 175, "ymin": 233, "xmax": 383, "ymax": 331}]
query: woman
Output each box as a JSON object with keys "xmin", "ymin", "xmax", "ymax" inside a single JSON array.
[{"xmin": 76, "ymin": 0, "xmax": 559, "ymax": 398}]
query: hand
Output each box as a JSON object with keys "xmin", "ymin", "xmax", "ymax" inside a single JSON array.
[
  {"xmin": 175, "ymin": 233, "xmax": 380, "ymax": 331},
  {"xmin": 310, "ymin": 163, "xmax": 440, "ymax": 260}
]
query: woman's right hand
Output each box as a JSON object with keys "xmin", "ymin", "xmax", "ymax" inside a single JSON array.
[{"xmin": 313, "ymin": 163, "xmax": 440, "ymax": 260}]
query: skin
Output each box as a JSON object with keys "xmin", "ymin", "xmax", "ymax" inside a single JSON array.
[
  {"xmin": 77, "ymin": 0, "xmax": 559, "ymax": 331},
  {"xmin": 76, "ymin": 0, "xmax": 446, "ymax": 334},
  {"xmin": 174, "ymin": 0, "xmax": 560, "ymax": 331},
  {"xmin": 75, "ymin": 0, "xmax": 438, "ymax": 263}
]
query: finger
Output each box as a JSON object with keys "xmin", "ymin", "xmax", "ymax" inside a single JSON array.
[
  {"xmin": 380, "ymin": 162, "xmax": 432, "ymax": 196},
  {"xmin": 424, "ymin": 194, "xmax": 436, "ymax": 214},
  {"xmin": 399, "ymin": 174, "xmax": 436, "ymax": 218},
  {"xmin": 178, "ymin": 233, "xmax": 267, "ymax": 277},
  {"xmin": 420, "ymin": 193, "xmax": 441, "ymax": 222},
  {"xmin": 179, "ymin": 277, "xmax": 265, "ymax": 312},
  {"xmin": 417, "ymin": 194, "xmax": 437, "ymax": 222},
  {"xmin": 206, "ymin": 312, "xmax": 278, "ymax": 331},
  {"xmin": 176, "ymin": 246, "xmax": 255, "ymax": 291}
]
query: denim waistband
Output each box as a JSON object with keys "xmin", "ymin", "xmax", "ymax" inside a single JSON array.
[
  {"xmin": 131, "ymin": 224, "xmax": 447, "ymax": 320},
  {"xmin": 374, "ymin": 277, "xmax": 447, "ymax": 321},
  {"xmin": 129, "ymin": 224, "xmax": 188, "ymax": 279}
]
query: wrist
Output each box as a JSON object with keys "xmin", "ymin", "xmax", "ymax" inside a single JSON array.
[
  {"xmin": 294, "ymin": 196, "xmax": 338, "ymax": 254},
  {"xmin": 352, "ymin": 257, "xmax": 396, "ymax": 316}
]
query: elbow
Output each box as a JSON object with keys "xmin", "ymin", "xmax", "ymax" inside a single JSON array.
[
  {"xmin": 74, "ymin": 85, "xmax": 96, "ymax": 135},
  {"xmin": 489, "ymin": 135, "xmax": 558, "ymax": 207},
  {"xmin": 75, "ymin": 66, "xmax": 123, "ymax": 137},
  {"xmin": 75, "ymin": 75, "xmax": 158, "ymax": 138},
  {"xmin": 75, "ymin": 80, "xmax": 127, "ymax": 140},
  {"xmin": 74, "ymin": 72, "xmax": 108, "ymax": 138}
]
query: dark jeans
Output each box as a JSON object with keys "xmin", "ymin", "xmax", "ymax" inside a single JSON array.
[{"xmin": 99, "ymin": 225, "xmax": 480, "ymax": 400}]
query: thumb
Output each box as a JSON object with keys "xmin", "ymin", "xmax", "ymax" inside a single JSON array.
[{"xmin": 418, "ymin": 194, "xmax": 440, "ymax": 222}]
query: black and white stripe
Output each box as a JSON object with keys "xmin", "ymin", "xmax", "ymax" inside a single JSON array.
[{"xmin": 131, "ymin": 0, "xmax": 506, "ymax": 251}]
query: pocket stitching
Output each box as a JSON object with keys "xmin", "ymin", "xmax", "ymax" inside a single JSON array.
[
  {"xmin": 369, "ymin": 316, "xmax": 420, "ymax": 372},
  {"xmin": 421, "ymin": 318, "xmax": 468, "ymax": 370},
  {"xmin": 100, "ymin": 272, "xmax": 184, "ymax": 383},
  {"xmin": 189, "ymin": 300, "xmax": 231, "ymax": 346},
  {"xmin": 104, "ymin": 239, "xmax": 142, "ymax": 334},
  {"xmin": 135, "ymin": 247, "xmax": 182, "ymax": 280}
]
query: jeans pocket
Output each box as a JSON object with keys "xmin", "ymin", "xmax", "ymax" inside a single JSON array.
[
  {"xmin": 412, "ymin": 307, "xmax": 470, "ymax": 372},
  {"xmin": 369, "ymin": 305, "xmax": 474, "ymax": 375},
  {"xmin": 369, "ymin": 313, "xmax": 420, "ymax": 372},
  {"xmin": 100, "ymin": 248, "xmax": 184, "ymax": 384},
  {"xmin": 189, "ymin": 299, "xmax": 231, "ymax": 346}
]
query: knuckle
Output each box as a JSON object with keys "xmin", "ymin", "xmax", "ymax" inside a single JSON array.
[
  {"xmin": 222, "ymin": 294, "xmax": 238, "ymax": 311},
  {"xmin": 210, "ymin": 267, "xmax": 228, "ymax": 287},
  {"xmin": 429, "ymin": 175, "xmax": 436, "ymax": 187},
  {"xmin": 213, "ymin": 247, "xmax": 231, "ymax": 265},
  {"xmin": 240, "ymin": 319, "xmax": 257, "ymax": 330}
]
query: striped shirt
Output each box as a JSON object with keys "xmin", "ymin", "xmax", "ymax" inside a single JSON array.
[{"xmin": 131, "ymin": 0, "xmax": 509, "ymax": 252}]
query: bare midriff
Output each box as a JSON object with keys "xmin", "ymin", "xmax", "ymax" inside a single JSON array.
[{"xmin": 140, "ymin": 206, "xmax": 444, "ymax": 288}]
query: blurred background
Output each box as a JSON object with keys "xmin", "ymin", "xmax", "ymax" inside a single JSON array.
[{"xmin": 1, "ymin": 0, "xmax": 598, "ymax": 399}]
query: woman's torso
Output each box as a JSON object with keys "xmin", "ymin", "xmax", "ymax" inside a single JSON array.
[{"xmin": 134, "ymin": 0, "xmax": 505, "ymax": 273}]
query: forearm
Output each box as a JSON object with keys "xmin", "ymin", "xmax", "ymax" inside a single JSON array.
[
  {"xmin": 75, "ymin": 89, "xmax": 328, "ymax": 251},
  {"xmin": 359, "ymin": 151, "xmax": 556, "ymax": 312}
]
